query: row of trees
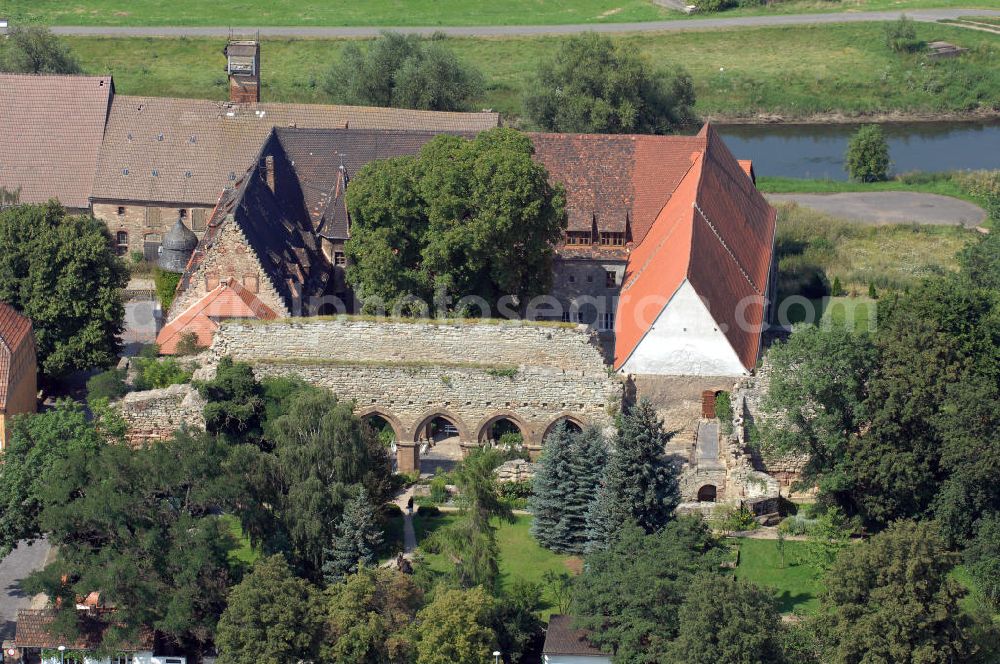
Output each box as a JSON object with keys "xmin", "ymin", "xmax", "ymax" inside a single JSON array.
[
  {"xmin": 3, "ymin": 27, "xmax": 697, "ymax": 135},
  {"xmin": 530, "ymin": 401, "xmax": 680, "ymax": 555}
]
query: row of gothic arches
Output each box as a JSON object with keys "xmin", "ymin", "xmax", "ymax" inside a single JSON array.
[{"xmin": 357, "ymin": 407, "xmax": 585, "ymax": 448}]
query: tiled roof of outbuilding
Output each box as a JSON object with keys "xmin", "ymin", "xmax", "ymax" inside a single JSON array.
[
  {"xmin": 542, "ymin": 615, "xmax": 609, "ymax": 657},
  {"xmin": 0, "ymin": 301, "xmax": 34, "ymax": 409},
  {"xmin": 14, "ymin": 609, "xmax": 154, "ymax": 651},
  {"xmin": 91, "ymin": 95, "xmax": 500, "ymax": 206},
  {"xmin": 157, "ymin": 278, "xmax": 277, "ymax": 354},
  {"xmin": 0, "ymin": 74, "xmax": 113, "ymax": 209}
]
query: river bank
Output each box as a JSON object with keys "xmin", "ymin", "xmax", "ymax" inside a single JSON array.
[{"xmin": 705, "ymin": 108, "xmax": 1000, "ymax": 125}]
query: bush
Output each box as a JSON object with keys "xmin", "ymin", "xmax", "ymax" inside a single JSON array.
[
  {"xmin": 174, "ymin": 331, "xmax": 206, "ymax": 356},
  {"xmin": 416, "ymin": 504, "xmax": 441, "ymax": 517},
  {"xmin": 382, "ymin": 503, "xmax": 403, "ymax": 518},
  {"xmin": 884, "ymin": 15, "xmax": 923, "ymax": 53},
  {"xmin": 845, "ymin": 124, "xmax": 890, "ymax": 183},
  {"xmin": 695, "ymin": 0, "xmax": 737, "ymax": 11},
  {"xmin": 133, "ymin": 357, "xmax": 192, "ymax": 391},
  {"xmin": 715, "ymin": 391, "xmax": 733, "ymax": 435},
  {"xmin": 712, "ymin": 504, "xmax": 759, "ymax": 532},
  {"xmin": 429, "ymin": 475, "xmax": 450, "ymax": 504},
  {"xmin": 0, "ymin": 26, "xmax": 81, "ymax": 74},
  {"xmin": 86, "ymin": 368, "xmax": 127, "ymax": 404},
  {"xmin": 965, "ymin": 514, "xmax": 1000, "ymax": 609},
  {"xmin": 497, "ymin": 480, "xmax": 533, "ymax": 501},
  {"xmin": 778, "ymin": 514, "xmax": 813, "ymax": 536}
]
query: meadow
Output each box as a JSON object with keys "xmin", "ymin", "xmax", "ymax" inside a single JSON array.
[{"xmin": 56, "ymin": 22, "xmax": 1000, "ymax": 121}]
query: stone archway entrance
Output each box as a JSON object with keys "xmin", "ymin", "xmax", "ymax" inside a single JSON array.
[
  {"xmin": 697, "ymin": 484, "xmax": 718, "ymax": 502},
  {"xmin": 414, "ymin": 412, "xmax": 466, "ymax": 475}
]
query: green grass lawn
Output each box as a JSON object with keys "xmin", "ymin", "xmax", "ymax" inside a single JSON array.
[
  {"xmin": 733, "ymin": 538, "xmax": 823, "ymax": 615},
  {"xmin": 414, "ymin": 512, "xmax": 575, "ymax": 617},
  {"xmin": 6, "ymin": 0, "xmax": 998, "ymax": 27},
  {"xmin": 758, "ymin": 175, "xmax": 977, "ymax": 204},
  {"xmin": 57, "ymin": 22, "xmax": 1000, "ymax": 121}
]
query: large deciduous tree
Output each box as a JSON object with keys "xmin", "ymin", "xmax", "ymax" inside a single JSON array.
[
  {"xmin": 573, "ymin": 519, "xmax": 724, "ymax": 661},
  {"xmin": 586, "ymin": 400, "xmax": 679, "ymax": 549},
  {"xmin": 665, "ymin": 574, "xmax": 786, "ymax": 664},
  {"xmin": 0, "ymin": 202, "xmax": 128, "ymax": 377},
  {"xmin": 325, "ymin": 32, "xmax": 484, "ymax": 111},
  {"xmin": 345, "ymin": 128, "xmax": 566, "ymax": 312},
  {"xmin": 216, "ymin": 555, "xmax": 324, "ymax": 664},
  {"xmin": 0, "ymin": 26, "xmax": 81, "ymax": 75},
  {"xmin": 407, "ymin": 587, "xmax": 496, "ymax": 664},
  {"xmin": 524, "ymin": 32, "xmax": 696, "ymax": 135},
  {"xmin": 813, "ymin": 520, "xmax": 972, "ymax": 663}
]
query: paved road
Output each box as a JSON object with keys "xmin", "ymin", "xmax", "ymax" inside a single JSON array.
[
  {"xmin": 47, "ymin": 9, "xmax": 1000, "ymax": 38},
  {"xmin": 0, "ymin": 538, "xmax": 52, "ymax": 641},
  {"xmin": 767, "ymin": 192, "xmax": 988, "ymax": 228}
]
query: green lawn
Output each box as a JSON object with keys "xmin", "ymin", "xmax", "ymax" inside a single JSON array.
[
  {"xmin": 6, "ymin": 0, "xmax": 998, "ymax": 27},
  {"xmin": 57, "ymin": 22, "xmax": 1000, "ymax": 121},
  {"xmin": 414, "ymin": 512, "xmax": 575, "ymax": 617},
  {"xmin": 757, "ymin": 175, "xmax": 977, "ymax": 205},
  {"xmin": 733, "ymin": 538, "xmax": 823, "ymax": 615}
]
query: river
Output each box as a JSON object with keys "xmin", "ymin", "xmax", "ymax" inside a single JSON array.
[{"xmin": 716, "ymin": 121, "xmax": 1000, "ymax": 180}]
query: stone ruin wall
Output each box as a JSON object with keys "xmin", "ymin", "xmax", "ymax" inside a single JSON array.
[
  {"xmin": 202, "ymin": 318, "xmax": 623, "ymax": 451},
  {"xmin": 118, "ymin": 383, "xmax": 206, "ymax": 447}
]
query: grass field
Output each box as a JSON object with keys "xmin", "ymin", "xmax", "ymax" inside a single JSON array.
[
  {"xmin": 775, "ymin": 202, "xmax": 974, "ymax": 298},
  {"xmin": 5, "ymin": 0, "xmax": 998, "ymax": 27},
  {"xmin": 758, "ymin": 175, "xmax": 976, "ymax": 204},
  {"xmin": 732, "ymin": 538, "xmax": 823, "ymax": 614},
  {"xmin": 414, "ymin": 512, "xmax": 575, "ymax": 616},
  {"xmin": 55, "ymin": 22, "xmax": 1000, "ymax": 121}
]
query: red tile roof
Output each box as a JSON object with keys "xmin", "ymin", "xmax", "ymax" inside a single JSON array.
[
  {"xmin": 614, "ymin": 124, "xmax": 776, "ymax": 373},
  {"xmin": 14, "ymin": 609, "xmax": 154, "ymax": 651},
  {"xmin": 156, "ymin": 278, "xmax": 278, "ymax": 354},
  {"xmin": 529, "ymin": 132, "xmax": 706, "ymax": 246},
  {"xmin": 0, "ymin": 74, "xmax": 113, "ymax": 209},
  {"xmin": 0, "ymin": 301, "xmax": 34, "ymax": 408}
]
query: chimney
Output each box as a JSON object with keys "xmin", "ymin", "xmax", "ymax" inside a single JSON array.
[
  {"xmin": 225, "ymin": 34, "xmax": 261, "ymax": 103},
  {"xmin": 265, "ymin": 155, "xmax": 275, "ymax": 193}
]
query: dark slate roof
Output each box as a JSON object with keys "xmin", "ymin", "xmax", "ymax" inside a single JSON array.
[
  {"xmin": 92, "ymin": 95, "xmax": 499, "ymax": 206},
  {"xmin": 158, "ymin": 217, "xmax": 198, "ymax": 272},
  {"xmin": 542, "ymin": 615, "xmax": 610, "ymax": 657},
  {"xmin": 0, "ymin": 74, "xmax": 113, "ymax": 209},
  {"xmin": 14, "ymin": 609, "xmax": 154, "ymax": 651}
]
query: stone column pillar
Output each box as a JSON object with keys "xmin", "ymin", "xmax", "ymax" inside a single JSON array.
[{"xmin": 397, "ymin": 441, "xmax": 420, "ymax": 474}]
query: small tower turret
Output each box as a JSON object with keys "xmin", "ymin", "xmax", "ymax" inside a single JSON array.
[{"xmin": 158, "ymin": 216, "xmax": 198, "ymax": 273}]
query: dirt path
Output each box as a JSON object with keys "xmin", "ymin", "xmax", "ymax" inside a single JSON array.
[
  {"xmin": 767, "ymin": 192, "xmax": 987, "ymax": 228},
  {"xmin": 47, "ymin": 9, "xmax": 1000, "ymax": 37}
]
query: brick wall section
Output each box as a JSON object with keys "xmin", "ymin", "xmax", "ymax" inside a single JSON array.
[
  {"xmin": 94, "ymin": 203, "xmax": 213, "ymax": 257},
  {"xmin": 118, "ymin": 383, "xmax": 206, "ymax": 447},
  {"xmin": 167, "ymin": 220, "xmax": 289, "ymax": 320},
  {"xmin": 205, "ymin": 318, "xmax": 621, "ymax": 450}
]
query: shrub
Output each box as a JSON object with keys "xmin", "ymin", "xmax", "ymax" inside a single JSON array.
[
  {"xmin": 715, "ymin": 391, "xmax": 733, "ymax": 435},
  {"xmin": 712, "ymin": 504, "xmax": 759, "ymax": 532},
  {"xmin": 498, "ymin": 431, "xmax": 523, "ymax": 448},
  {"xmin": 884, "ymin": 15, "xmax": 923, "ymax": 53},
  {"xmin": 382, "ymin": 503, "xmax": 403, "ymax": 518},
  {"xmin": 831, "ymin": 276, "xmax": 845, "ymax": 297},
  {"xmin": 174, "ymin": 331, "xmax": 206, "ymax": 356},
  {"xmin": 845, "ymin": 125, "xmax": 890, "ymax": 183},
  {"xmin": 86, "ymin": 368, "xmax": 127, "ymax": 404},
  {"xmin": 416, "ymin": 504, "xmax": 441, "ymax": 517},
  {"xmin": 695, "ymin": 0, "xmax": 737, "ymax": 11},
  {"xmin": 133, "ymin": 357, "xmax": 192, "ymax": 390},
  {"xmin": 778, "ymin": 514, "xmax": 813, "ymax": 536},
  {"xmin": 497, "ymin": 480, "xmax": 533, "ymax": 501},
  {"xmin": 429, "ymin": 475, "xmax": 450, "ymax": 504},
  {"xmin": 965, "ymin": 514, "xmax": 1000, "ymax": 609}
]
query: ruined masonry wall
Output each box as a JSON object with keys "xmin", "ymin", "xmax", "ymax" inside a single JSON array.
[
  {"xmin": 207, "ymin": 319, "xmax": 621, "ymax": 447},
  {"xmin": 119, "ymin": 383, "xmax": 206, "ymax": 447}
]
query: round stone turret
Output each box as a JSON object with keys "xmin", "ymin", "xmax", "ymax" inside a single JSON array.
[{"xmin": 157, "ymin": 217, "xmax": 198, "ymax": 273}]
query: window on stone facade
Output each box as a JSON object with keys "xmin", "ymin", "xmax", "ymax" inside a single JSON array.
[
  {"xmin": 568, "ymin": 274, "xmax": 575, "ymax": 284},
  {"xmin": 116, "ymin": 231, "xmax": 128, "ymax": 256},
  {"xmin": 334, "ymin": 251, "xmax": 346, "ymax": 267},
  {"xmin": 606, "ymin": 270, "xmax": 617, "ymax": 288},
  {"xmin": 586, "ymin": 274, "xmax": 593, "ymax": 283},
  {"xmin": 565, "ymin": 231, "xmax": 591, "ymax": 246},
  {"xmin": 146, "ymin": 207, "xmax": 161, "ymax": 228},
  {"xmin": 117, "ymin": 206, "xmax": 125, "ymax": 216},
  {"xmin": 600, "ymin": 232, "xmax": 625, "ymax": 246}
]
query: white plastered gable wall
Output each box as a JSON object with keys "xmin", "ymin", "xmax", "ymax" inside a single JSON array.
[{"xmin": 619, "ymin": 279, "xmax": 747, "ymax": 377}]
